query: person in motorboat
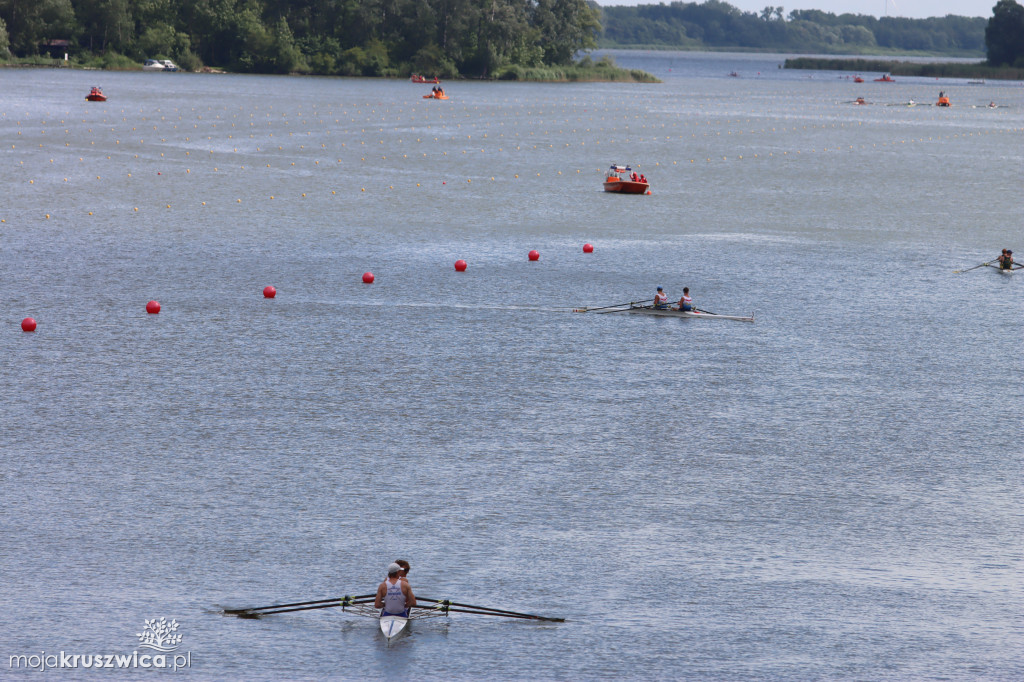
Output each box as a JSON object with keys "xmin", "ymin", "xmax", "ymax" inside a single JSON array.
[
  {"xmin": 677, "ymin": 287, "xmax": 693, "ymax": 311},
  {"xmin": 997, "ymin": 249, "xmax": 1013, "ymax": 270},
  {"xmin": 654, "ymin": 287, "xmax": 669, "ymax": 309},
  {"xmin": 376, "ymin": 563, "xmax": 416, "ymax": 616},
  {"xmin": 639, "ymin": 174, "xmax": 646, "ymax": 184}
]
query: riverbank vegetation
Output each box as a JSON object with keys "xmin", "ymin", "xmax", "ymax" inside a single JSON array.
[
  {"xmin": 0, "ymin": 0, "xmax": 653, "ymax": 82},
  {"xmin": 598, "ymin": 2, "xmax": 987, "ymax": 56},
  {"xmin": 784, "ymin": 57, "xmax": 1024, "ymax": 81}
]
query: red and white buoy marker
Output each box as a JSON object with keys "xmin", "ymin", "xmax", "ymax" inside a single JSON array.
[
  {"xmin": 362, "ymin": 272, "xmax": 375, "ymax": 284},
  {"xmin": 146, "ymin": 300, "xmax": 161, "ymax": 314},
  {"xmin": 263, "ymin": 285, "xmax": 276, "ymax": 298},
  {"xmin": 454, "ymin": 259, "xmax": 467, "ymax": 272},
  {"xmin": 21, "ymin": 317, "xmax": 37, "ymax": 332},
  {"xmin": 528, "ymin": 250, "xmax": 540, "ymax": 261},
  {"xmin": 582, "ymin": 243, "xmax": 594, "ymax": 253}
]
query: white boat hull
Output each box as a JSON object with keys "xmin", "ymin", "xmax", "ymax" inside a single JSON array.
[
  {"xmin": 379, "ymin": 612, "xmax": 410, "ymax": 640},
  {"xmin": 624, "ymin": 306, "xmax": 754, "ymax": 322}
]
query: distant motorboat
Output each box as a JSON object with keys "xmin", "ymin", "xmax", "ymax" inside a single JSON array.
[
  {"xmin": 143, "ymin": 59, "xmax": 179, "ymax": 72},
  {"xmin": 85, "ymin": 86, "xmax": 106, "ymax": 102}
]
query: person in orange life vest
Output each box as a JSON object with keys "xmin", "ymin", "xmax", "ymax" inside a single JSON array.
[
  {"xmin": 654, "ymin": 286, "xmax": 669, "ymax": 309},
  {"xmin": 376, "ymin": 563, "xmax": 416, "ymax": 616},
  {"xmin": 677, "ymin": 287, "xmax": 693, "ymax": 311},
  {"xmin": 639, "ymin": 174, "xmax": 646, "ymax": 183}
]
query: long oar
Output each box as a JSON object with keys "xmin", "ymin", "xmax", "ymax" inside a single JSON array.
[
  {"xmin": 418, "ymin": 598, "xmax": 564, "ymax": 622},
  {"xmin": 694, "ymin": 307, "xmax": 718, "ymax": 315},
  {"xmin": 223, "ymin": 594, "xmax": 375, "ymax": 616},
  {"xmin": 574, "ymin": 298, "xmax": 651, "ymax": 313},
  {"xmin": 235, "ymin": 599, "xmax": 376, "ymax": 618},
  {"xmin": 954, "ymin": 259, "xmax": 995, "ymax": 273}
]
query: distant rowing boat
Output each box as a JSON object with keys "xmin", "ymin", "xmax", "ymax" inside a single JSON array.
[
  {"xmin": 574, "ymin": 301, "xmax": 753, "ymax": 322},
  {"xmin": 621, "ymin": 304, "xmax": 754, "ymax": 322},
  {"xmin": 223, "ymin": 594, "xmax": 564, "ymax": 642}
]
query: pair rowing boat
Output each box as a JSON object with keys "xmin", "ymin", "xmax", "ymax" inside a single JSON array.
[
  {"xmin": 223, "ymin": 594, "xmax": 563, "ymax": 642},
  {"xmin": 574, "ymin": 300, "xmax": 754, "ymax": 322}
]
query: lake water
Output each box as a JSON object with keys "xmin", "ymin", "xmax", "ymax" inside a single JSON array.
[{"xmin": 1, "ymin": 51, "xmax": 1022, "ymax": 680}]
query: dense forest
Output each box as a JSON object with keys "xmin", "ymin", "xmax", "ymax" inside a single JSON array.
[
  {"xmin": 598, "ymin": 1, "xmax": 988, "ymax": 55},
  {"xmin": 0, "ymin": 0, "xmax": 604, "ymax": 78},
  {"xmin": 2, "ymin": 1, "xmax": 1022, "ymax": 76}
]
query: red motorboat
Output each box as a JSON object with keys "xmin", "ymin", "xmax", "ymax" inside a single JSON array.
[
  {"xmin": 411, "ymin": 74, "xmax": 440, "ymax": 84},
  {"xmin": 86, "ymin": 86, "xmax": 107, "ymax": 101},
  {"xmin": 874, "ymin": 74, "xmax": 894, "ymax": 82},
  {"xmin": 853, "ymin": 76, "xmax": 864, "ymax": 83},
  {"xmin": 603, "ymin": 165, "xmax": 650, "ymax": 195}
]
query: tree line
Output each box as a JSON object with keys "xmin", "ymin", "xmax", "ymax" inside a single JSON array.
[
  {"xmin": 598, "ymin": 1, "xmax": 990, "ymax": 56},
  {"xmin": 0, "ymin": 0, "xmax": 601, "ymax": 77}
]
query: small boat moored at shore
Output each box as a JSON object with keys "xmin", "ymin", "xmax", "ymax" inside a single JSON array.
[
  {"xmin": 85, "ymin": 87, "xmax": 106, "ymax": 101},
  {"xmin": 143, "ymin": 59, "xmax": 179, "ymax": 71},
  {"xmin": 603, "ymin": 164, "xmax": 650, "ymax": 195}
]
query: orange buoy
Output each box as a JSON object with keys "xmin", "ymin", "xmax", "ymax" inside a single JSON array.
[
  {"xmin": 454, "ymin": 259, "xmax": 467, "ymax": 272},
  {"xmin": 21, "ymin": 317, "xmax": 37, "ymax": 332},
  {"xmin": 583, "ymin": 243, "xmax": 594, "ymax": 253},
  {"xmin": 263, "ymin": 285, "xmax": 276, "ymax": 298},
  {"xmin": 362, "ymin": 272, "xmax": 375, "ymax": 284},
  {"xmin": 528, "ymin": 250, "xmax": 540, "ymax": 261},
  {"xmin": 146, "ymin": 300, "xmax": 161, "ymax": 314}
]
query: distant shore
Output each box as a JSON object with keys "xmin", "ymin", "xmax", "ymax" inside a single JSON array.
[
  {"xmin": 0, "ymin": 57, "xmax": 657, "ymax": 83},
  {"xmin": 785, "ymin": 57, "xmax": 1024, "ymax": 81}
]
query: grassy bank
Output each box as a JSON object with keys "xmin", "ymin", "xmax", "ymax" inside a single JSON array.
[
  {"xmin": 785, "ymin": 57, "xmax": 1024, "ymax": 81},
  {"xmin": 493, "ymin": 56, "xmax": 659, "ymax": 82}
]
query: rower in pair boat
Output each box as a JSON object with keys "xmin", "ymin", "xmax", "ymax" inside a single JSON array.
[
  {"xmin": 954, "ymin": 249, "xmax": 1020, "ymax": 275},
  {"xmin": 573, "ymin": 289, "xmax": 754, "ymax": 322},
  {"xmin": 222, "ymin": 561, "xmax": 564, "ymax": 642}
]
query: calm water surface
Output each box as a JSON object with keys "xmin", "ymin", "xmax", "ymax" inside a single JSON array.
[{"xmin": 1, "ymin": 52, "xmax": 1022, "ymax": 680}]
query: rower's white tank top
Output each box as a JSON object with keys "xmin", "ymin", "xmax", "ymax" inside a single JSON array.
[{"xmin": 383, "ymin": 577, "xmax": 405, "ymax": 614}]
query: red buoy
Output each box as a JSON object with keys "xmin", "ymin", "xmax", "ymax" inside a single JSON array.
[
  {"xmin": 583, "ymin": 243, "xmax": 594, "ymax": 253},
  {"xmin": 362, "ymin": 272, "xmax": 375, "ymax": 284},
  {"xmin": 146, "ymin": 300, "xmax": 161, "ymax": 314},
  {"xmin": 528, "ymin": 250, "xmax": 540, "ymax": 261},
  {"xmin": 21, "ymin": 317, "xmax": 37, "ymax": 332},
  {"xmin": 263, "ymin": 285, "xmax": 276, "ymax": 298},
  {"xmin": 454, "ymin": 259, "xmax": 467, "ymax": 272}
]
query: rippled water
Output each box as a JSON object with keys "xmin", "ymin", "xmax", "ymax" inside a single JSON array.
[{"xmin": 2, "ymin": 52, "xmax": 1022, "ymax": 680}]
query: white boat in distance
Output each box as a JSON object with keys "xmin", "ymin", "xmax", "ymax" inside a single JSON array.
[{"xmin": 143, "ymin": 59, "xmax": 179, "ymax": 71}]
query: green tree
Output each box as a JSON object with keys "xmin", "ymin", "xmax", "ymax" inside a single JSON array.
[
  {"xmin": 533, "ymin": 0, "xmax": 600, "ymax": 66},
  {"xmin": 0, "ymin": 16, "xmax": 9, "ymax": 58},
  {"xmin": 76, "ymin": 0, "xmax": 133, "ymax": 53},
  {"xmin": 985, "ymin": 0, "xmax": 1024, "ymax": 66},
  {"xmin": 0, "ymin": 0, "xmax": 75, "ymax": 55}
]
